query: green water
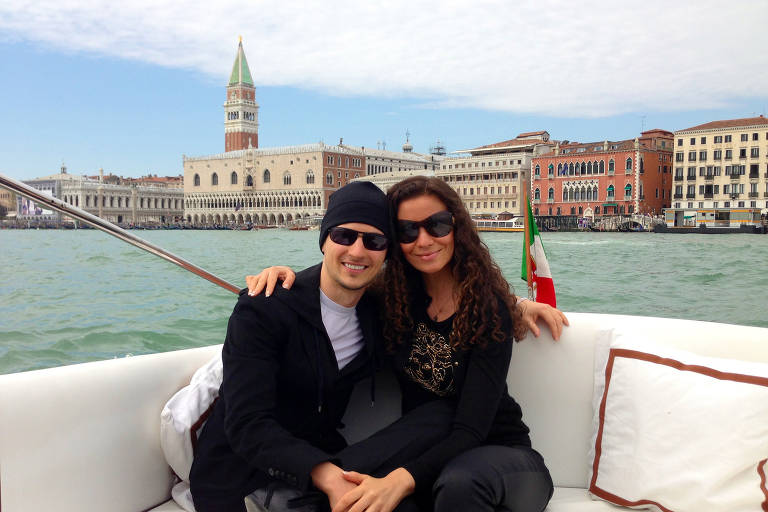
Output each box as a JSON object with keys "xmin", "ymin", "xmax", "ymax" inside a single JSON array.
[{"xmin": 1, "ymin": 230, "xmax": 766, "ymax": 374}]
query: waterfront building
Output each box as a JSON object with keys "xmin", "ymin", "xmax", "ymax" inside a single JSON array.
[
  {"xmin": 225, "ymin": 38, "xmax": 259, "ymax": 152},
  {"xmin": 183, "ymin": 143, "xmax": 365, "ymax": 226},
  {"xmin": 436, "ymin": 131, "xmax": 554, "ymax": 217},
  {"xmin": 17, "ymin": 166, "xmax": 184, "ymax": 226},
  {"xmin": 354, "ymin": 135, "xmax": 443, "ymax": 192},
  {"xmin": 0, "ymin": 189, "xmax": 15, "ymax": 218},
  {"xmin": 666, "ymin": 116, "xmax": 768, "ymax": 228},
  {"xmin": 531, "ymin": 130, "xmax": 673, "ymax": 221}
]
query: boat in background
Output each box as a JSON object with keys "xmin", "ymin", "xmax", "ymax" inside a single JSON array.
[{"xmin": 475, "ymin": 217, "xmax": 524, "ymax": 232}]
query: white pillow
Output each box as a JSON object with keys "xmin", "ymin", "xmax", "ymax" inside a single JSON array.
[
  {"xmin": 588, "ymin": 334, "xmax": 768, "ymax": 512},
  {"xmin": 160, "ymin": 351, "xmax": 223, "ymax": 483}
]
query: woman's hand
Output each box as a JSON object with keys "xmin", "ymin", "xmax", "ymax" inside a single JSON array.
[
  {"xmin": 332, "ymin": 468, "xmax": 415, "ymax": 512},
  {"xmin": 519, "ymin": 300, "xmax": 569, "ymax": 341},
  {"xmin": 245, "ymin": 266, "xmax": 296, "ymax": 297},
  {"xmin": 311, "ymin": 462, "xmax": 359, "ymax": 510}
]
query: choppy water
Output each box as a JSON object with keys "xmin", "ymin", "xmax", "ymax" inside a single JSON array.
[{"xmin": 1, "ymin": 229, "xmax": 767, "ymax": 374}]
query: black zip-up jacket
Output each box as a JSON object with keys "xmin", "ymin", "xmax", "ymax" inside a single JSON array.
[{"xmin": 189, "ymin": 263, "xmax": 381, "ymax": 500}]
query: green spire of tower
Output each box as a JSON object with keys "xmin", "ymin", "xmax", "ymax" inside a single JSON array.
[{"xmin": 229, "ymin": 37, "xmax": 254, "ymax": 86}]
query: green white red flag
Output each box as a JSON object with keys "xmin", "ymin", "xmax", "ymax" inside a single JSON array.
[{"xmin": 521, "ymin": 195, "xmax": 557, "ymax": 307}]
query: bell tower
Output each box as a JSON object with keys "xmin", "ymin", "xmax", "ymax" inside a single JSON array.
[{"xmin": 224, "ymin": 37, "xmax": 259, "ymax": 151}]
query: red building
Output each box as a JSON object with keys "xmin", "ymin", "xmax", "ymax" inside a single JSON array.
[{"xmin": 531, "ymin": 129, "xmax": 673, "ymax": 219}]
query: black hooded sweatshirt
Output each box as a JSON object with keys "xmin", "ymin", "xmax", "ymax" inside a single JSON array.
[{"xmin": 189, "ymin": 263, "xmax": 381, "ymax": 500}]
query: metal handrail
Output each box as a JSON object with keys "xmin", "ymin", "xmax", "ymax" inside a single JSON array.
[{"xmin": 0, "ymin": 173, "xmax": 240, "ymax": 295}]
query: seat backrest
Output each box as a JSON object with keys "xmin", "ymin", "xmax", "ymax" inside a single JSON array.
[
  {"xmin": 0, "ymin": 344, "xmax": 221, "ymax": 512},
  {"xmin": 508, "ymin": 312, "xmax": 768, "ymax": 488}
]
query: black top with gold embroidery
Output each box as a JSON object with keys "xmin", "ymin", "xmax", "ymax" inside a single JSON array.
[{"xmin": 391, "ymin": 289, "xmax": 531, "ymax": 489}]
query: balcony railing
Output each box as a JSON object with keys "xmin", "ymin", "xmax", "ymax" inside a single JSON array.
[
  {"xmin": 673, "ymin": 193, "xmax": 683, "ymax": 199},
  {"xmin": 704, "ymin": 193, "xmax": 713, "ymax": 199},
  {"xmin": 748, "ymin": 192, "xmax": 759, "ymax": 198},
  {"xmin": 730, "ymin": 174, "xmax": 741, "ymax": 180},
  {"xmin": 749, "ymin": 172, "xmax": 759, "ymax": 179},
  {"xmin": 764, "ymin": 192, "xmax": 768, "ymax": 198},
  {"xmin": 687, "ymin": 175, "xmax": 697, "ymax": 181},
  {"xmin": 674, "ymin": 175, "xmax": 684, "ymax": 181},
  {"xmin": 686, "ymin": 193, "xmax": 695, "ymax": 199},
  {"xmin": 704, "ymin": 174, "xmax": 714, "ymax": 181}
]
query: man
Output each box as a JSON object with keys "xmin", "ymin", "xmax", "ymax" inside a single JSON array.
[{"xmin": 190, "ymin": 182, "xmax": 449, "ymax": 511}]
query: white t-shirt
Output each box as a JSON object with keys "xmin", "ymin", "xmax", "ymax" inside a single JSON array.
[{"xmin": 319, "ymin": 289, "xmax": 365, "ymax": 370}]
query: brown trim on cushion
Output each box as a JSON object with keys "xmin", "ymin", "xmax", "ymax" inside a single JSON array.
[
  {"xmin": 590, "ymin": 348, "xmax": 768, "ymax": 511},
  {"xmin": 759, "ymin": 459, "xmax": 768, "ymax": 512},
  {"xmin": 191, "ymin": 397, "xmax": 218, "ymax": 454}
]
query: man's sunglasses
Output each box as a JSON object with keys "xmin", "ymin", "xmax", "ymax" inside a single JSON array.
[
  {"xmin": 397, "ymin": 211, "xmax": 454, "ymax": 244},
  {"xmin": 328, "ymin": 227, "xmax": 389, "ymax": 251}
]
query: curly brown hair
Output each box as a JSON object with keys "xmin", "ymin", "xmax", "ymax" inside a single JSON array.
[{"xmin": 379, "ymin": 176, "xmax": 526, "ymax": 351}]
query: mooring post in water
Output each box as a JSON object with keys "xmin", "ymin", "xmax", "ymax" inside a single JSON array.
[{"xmin": 0, "ymin": 173, "xmax": 240, "ymax": 295}]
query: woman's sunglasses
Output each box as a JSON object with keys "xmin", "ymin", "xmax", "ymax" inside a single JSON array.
[
  {"xmin": 397, "ymin": 211, "xmax": 454, "ymax": 244},
  {"xmin": 328, "ymin": 227, "xmax": 389, "ymax": 251}
]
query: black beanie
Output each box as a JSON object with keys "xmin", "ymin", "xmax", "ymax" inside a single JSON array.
[{"xmin": 319, "ymin": 181, "xmax": 390, "ymax": 250}]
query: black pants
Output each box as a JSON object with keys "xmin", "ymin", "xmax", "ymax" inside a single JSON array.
[
  {"xmin": 193, "ymin": 400, "xmax": 453, "ymax": 512},
  {"xmin": 433, "ymin": 445, "xmax": 553, "ymax": 512}
]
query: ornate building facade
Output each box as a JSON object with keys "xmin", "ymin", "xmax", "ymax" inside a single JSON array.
[
  {"xmin": 531, "ymin": 129, "xmax": 673, "ymax": 219},
  {"xmin": 183, "ymin": 143, "xmax": 364, "ymax": 226},
  {"xmin": 666, "ymin": 116, "xmax": 768, "ymax": 227},
  {"xmin": 184, "ymin": 40, "xmax": 437, "ymax": 227},
  {"xmin": 18, "ymin": 166, "xmax": 184, "ymax": 226},
  {"xmin": 436, "ymin": 131, "xmax": 554, "ymax": 217}
]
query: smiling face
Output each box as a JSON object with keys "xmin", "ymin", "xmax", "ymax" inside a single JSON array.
[
  {"xmin": 397, "ymin": 194, "xmax": 455, "ymax": 276},
  {"xmin": 320, "ymin": 222, "xmax": 387, "ymax": 306}
]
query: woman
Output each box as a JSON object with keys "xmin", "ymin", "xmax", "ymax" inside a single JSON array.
[{"xmin": 250, "ymin": 176, "xmax": 566, "ymax": 512}]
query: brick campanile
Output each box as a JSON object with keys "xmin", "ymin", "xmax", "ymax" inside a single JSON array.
[{"xmin": 224, "ymin": 38, "xmax": 259, "ymax": 151}]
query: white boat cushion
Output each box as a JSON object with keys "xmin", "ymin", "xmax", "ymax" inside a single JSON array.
[
  {"xmin": 588, "ymin": 334, "xmax": 768, "ymax": 511},
  {"xmin": 160, "ymin": 351, "xmax": 223, "ymax": 483}
]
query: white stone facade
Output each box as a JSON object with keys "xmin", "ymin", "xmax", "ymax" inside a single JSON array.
[{"xmin": 18, "ymin": 170, "xmax": 184, "ymax": 226}]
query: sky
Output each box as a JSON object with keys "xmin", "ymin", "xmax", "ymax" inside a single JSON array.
[{"xmin": 1, "ymin": 0, "xmax": 767, "ymax": 181}]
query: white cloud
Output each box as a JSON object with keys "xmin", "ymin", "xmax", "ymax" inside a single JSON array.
[{"xmin": 1, "ymin": 0, "xmax": 766, "ymax": 117}]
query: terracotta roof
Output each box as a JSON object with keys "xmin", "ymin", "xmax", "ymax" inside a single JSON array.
[
  {"xmin": 679, "ymin": 115, "xmax": 768, "ymax": 132},
  {"xmin": 474, "ymin": 137, "xmax": 549, "ymax": 150}
]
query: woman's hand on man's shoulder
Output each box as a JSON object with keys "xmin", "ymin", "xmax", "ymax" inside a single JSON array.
[{"xmin": 245, "ymin": 266, "xmax": 297, "ymax": 297}]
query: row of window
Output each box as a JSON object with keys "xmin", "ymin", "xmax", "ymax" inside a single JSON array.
[
  {"xmin": 675, "ymin": 164, "xmax": 762, "ymax": 178},
  {"xmin": 459, "ymin": 185, "xmax": 517, "ymax": 196},
  {"xmin": 677, "ymin": 132, "xmax": 767, "ymax": 145},
  {"xmin": 674, "ymin": 182, "xmax": 765, "ymax": 196},
  {"xmin": 442, "ymin": 172, "xmax": 519, "ymax": 183},
  {"xmin": 534, "ymin": 158, "xmax": 640, "ymax": 178},
  {"xmin": 533, "ymin": 184, "xmax": 632, "ymax": 202},
  {"xmin": 443, "ymin": 159, "xmax": 524, "ymax": 170},
  {"xmin": 61, "ymin": 195, "xmax": 179, "ymax": 209},
  {"xmin": 677, "ymin": 148, "xmax": 761, "ymax": 161},
  {"xmin": 674, "ymin": 201, "xmax": 768, "ymax": 209},
  {"xmin": 466, "ymin": 200, "xmax": 517, "ymax": 209},
  {"xmin": 533, "ymin": 205, "xmax": 634, "ymax": 216},
  {"xmin": 326, "ymin": 155, "xmax": 362, "ymax": 168},
  {"xmin": 186, "ymin": 193, "xmax": 323, "ymax": 210}
]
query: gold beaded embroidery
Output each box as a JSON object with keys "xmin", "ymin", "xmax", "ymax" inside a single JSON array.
[{"xmin": 404, "ymin": 322, "xmax": 456, "ymax": 396}]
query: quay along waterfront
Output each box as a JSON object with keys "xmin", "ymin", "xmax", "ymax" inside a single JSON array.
[{"xmin": 1, "ymin": 229, "xmax": 767, "ymax": 375}]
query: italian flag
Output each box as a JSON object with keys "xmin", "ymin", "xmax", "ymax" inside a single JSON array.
[{"xmin": 521, "ymin": 194, "xmax": 557, "ymax": 307}]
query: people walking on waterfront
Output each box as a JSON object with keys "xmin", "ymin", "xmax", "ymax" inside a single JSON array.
[{"xmin": 248, "ymin": 176, "xmax": 567, "ymax": 512}]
